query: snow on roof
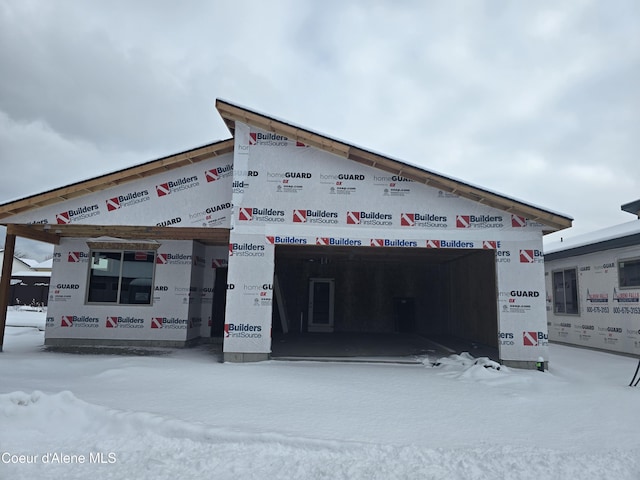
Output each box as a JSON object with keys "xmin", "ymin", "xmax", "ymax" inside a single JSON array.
[
  {"xmin": 544, "ymin": 219, "xmax": 640, "ymax": 254},
  {"xmin": 33, "ymin": 258, "xmax": 53, "ymax": 269},
  {"xmin": 18, "ymin": 258, "xmax": 39, "ymax": 268}
]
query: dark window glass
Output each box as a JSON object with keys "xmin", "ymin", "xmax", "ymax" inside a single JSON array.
[
  {"xmin": 619, "ymin": 258, "xmax": 640, "ymax": 288},
  {"xmin": 552, "ymin": 268, "xmax": 579, "ymax": 315},
  {"xmin": 87, "ymin": 250, "xmax": 154, "ymax": 305}
]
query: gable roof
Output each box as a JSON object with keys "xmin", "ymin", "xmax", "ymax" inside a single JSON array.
[
  {"xmin": 0, "ymin": 100, "xmax": 572, "ymax": 234},
  {"xmin": 215, "ymin": 99, "xmax": 572, "ymax": 233}
]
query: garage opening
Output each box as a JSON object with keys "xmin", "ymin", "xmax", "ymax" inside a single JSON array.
[{"xmin": 271, "ymin": 245, "xmax": 498, "ymax": 359}]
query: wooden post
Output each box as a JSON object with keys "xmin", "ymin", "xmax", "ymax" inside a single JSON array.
[{"xmin": 0, "ymin": 232, "xmax": 16, "ymax": 352}]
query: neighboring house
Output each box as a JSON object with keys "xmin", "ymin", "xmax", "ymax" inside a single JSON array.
[
  {"xmin": 0, "ymin": 249, "xmax": 36, "ymax": 275},
  {"xmin": 17, "ymin": 258, "xmax": 39, "ymax": 270},
  {"xmin": 0, "ymin": 251, "xmax": 49, "ymax": 307},
  {"xmin": 0, "ymin": 100, "xmax": 573, "ymax": 368},
  {"xmin": 545, "ymin": 200, "xmax": 640, "ymax": 356},
  {"xmin": 9, "ymin": 271, "xmax": 50, "ymax": 307},
  {"xmin": 31, "ymin": 258, "xmax": 53, "ymax": 273}
]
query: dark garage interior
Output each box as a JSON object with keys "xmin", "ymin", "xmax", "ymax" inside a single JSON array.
[{"xmin": 271, "ymin": 244, "xmax": 498, "ymax": 359}]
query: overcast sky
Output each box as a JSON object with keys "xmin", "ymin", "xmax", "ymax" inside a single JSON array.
[{"xmin": 1, "ymin": 0, "xmax": 638, "ymax": 259}]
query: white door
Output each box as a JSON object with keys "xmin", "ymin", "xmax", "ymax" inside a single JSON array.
[{"xmin": 308, "ymin": 278, "xmax": 334, "ymax": 333}]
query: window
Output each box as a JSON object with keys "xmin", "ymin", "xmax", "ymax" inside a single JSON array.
[
  {"xmin": 619, "ymin": 257, "xmax": 640, "ymax": 289},
  {"xmin": 87, "ymin": 250, "xmax": 155, "ymax": 305},
  {"xmin": 552, "ymin": 268, "xmax": 578, "ymax": 315}
]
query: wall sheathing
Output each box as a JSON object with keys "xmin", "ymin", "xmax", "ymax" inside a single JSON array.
[
  {"xmin": 225, "ymin": 121, "xmax": 551, "ymax": 366},
  {"xmin": 545, "ymin": 245, "xmax": 640, "ymax": 356},
  {"xmin": 5, "ymin": 153, "xmax": 234, "ymax": 347},
  {"xmin": 46, "ymin": 238, "xmax": 194, "ymax": 346},
  {"xmin": 2, "ymin": 121, "xmax": 554, "ymax": 366}
]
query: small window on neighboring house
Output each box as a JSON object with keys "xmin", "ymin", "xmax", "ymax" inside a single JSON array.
[
  {"xmin": 619, "ymin": 258, "xmax": 640, "ymax": 289},
  {"xmin": 87, "ymin": 250, "xmax": 155, "ymax": 305},
  {"xmin": 552, "ymin": 268, "xmax": 579, "ymax": 315}
]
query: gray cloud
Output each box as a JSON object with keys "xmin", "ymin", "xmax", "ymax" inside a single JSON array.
[{"xmin": 0, "ymin": 0, "xmax": 638, "ymax": 259}]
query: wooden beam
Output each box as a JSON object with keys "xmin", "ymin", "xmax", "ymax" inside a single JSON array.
[
  {"xmin": 0, "ymin": 232, "xmax": 16, "ymax": 352},
  {"xmin": 1, "ymin": 224, "xmax": 231, "ymax": 245},
  {"xmin": 7, "ymin": 224, "xmax": 61, "ymax": 245}
]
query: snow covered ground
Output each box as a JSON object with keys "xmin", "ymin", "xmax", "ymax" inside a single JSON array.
[{"xmin": 1, "ymin": 310, "xmax": 639, "ymax": 480}]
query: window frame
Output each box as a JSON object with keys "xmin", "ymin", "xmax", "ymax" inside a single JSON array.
[
  {"xmin": 85, "ymin": 248, "xmax": 157, "ymax": 306},
  {"xmin": 618, "ymin": 256, "xmax": 640, "ymax": 290},
  {"xmin": 552, "ymin": 267, "xmax": 580, "ymax": 316}
]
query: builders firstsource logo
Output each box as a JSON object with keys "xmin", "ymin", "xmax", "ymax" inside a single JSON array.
[
  {"xmin": 455, "ymin": 214, "xmax": 503, "ymax": 229},
  {"xmin": 370, "ymin": 239, "xmax": 418, "ymax": 247},
  {"xmin": 481, "ymin": 241, "xmax": 511, "ymax": 262},
  {"xmin": 155, "ymin": 175, "xmax": 200, "ymax": 197},
  {"xmin": 266, "ymin": 236, "xmax": 307, "ymax": 245},
  {"xmin": 519, "ymin": 249, "xmax": 544, "ymax": 263},
  {"xmin": 511, "ymin": 214, "xmax": 543, "ymax": 228},
  {"xmin": 60, "ymin": 315, "xmax": 99, "ymax": 328},
  {"xmin": 151, "ymin": 317, "xmax": 188, "ymax": 329},
  {"xmin": 346, "ymin": 211, "xmax": 392, "ymax": 226},
  {"xmin": 56, "ymin": 204, "xmax": 101, "ymax": 224},
  {"xmin": 400, "ymin": 213, "xmax": 447, "ymax": 228},
  {"xmin": 249, "ymin": 132, "xmax": 306, "ymax": 147},
  {"xmin": 238, "ymin": 207, "xmax": 285, "ymax": 223},
  {"xmin": 523, "ymin": 331, "xmax": 548, "ymax": 346},
  {"xmin": 205, "ymin": 164, "xmax": 233, "ymax": 182},
  {"xmin": 316, "ymin": 237, "xmax": 362, "ymax": 246},
  {"xmin": 224, "ymin": 323, "xmax": 263, "ymax": 338},
  {"xmin": 250, "ymin": 132, "xmax": 288, "ymax": 146},
  {"xmin": 425, "ymin": 240, "xmax": 475, "ymax": 248},
  {"xmin": 156, "ymin": 253, "xmax": 193, "ymax": 265},
  {"xmin": 105, "ymin": 189, "xmax": 150, "ymax": 212},
  {"xmin": 105, "ymin": 316, "xmax": 144, "ymax": 329},
  {"xmin": 67, "ymin": 251, "xmax": 89, "ymax": 263},
  {"xmin": 293, "ymin": 209, "xmax": 339, "ymax": 224},
  {"xmin": 229, "ymin": 243, "xmax": 266, "ymax": 257}
]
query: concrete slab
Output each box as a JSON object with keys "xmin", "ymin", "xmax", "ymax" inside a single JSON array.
[
  {"xmin": 271, "ymin": 332, "xmax": 449, "ymax": 361},
  {"xmin": 271, "ymin": 332, "xmax": 499, "ymax": 364}
]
